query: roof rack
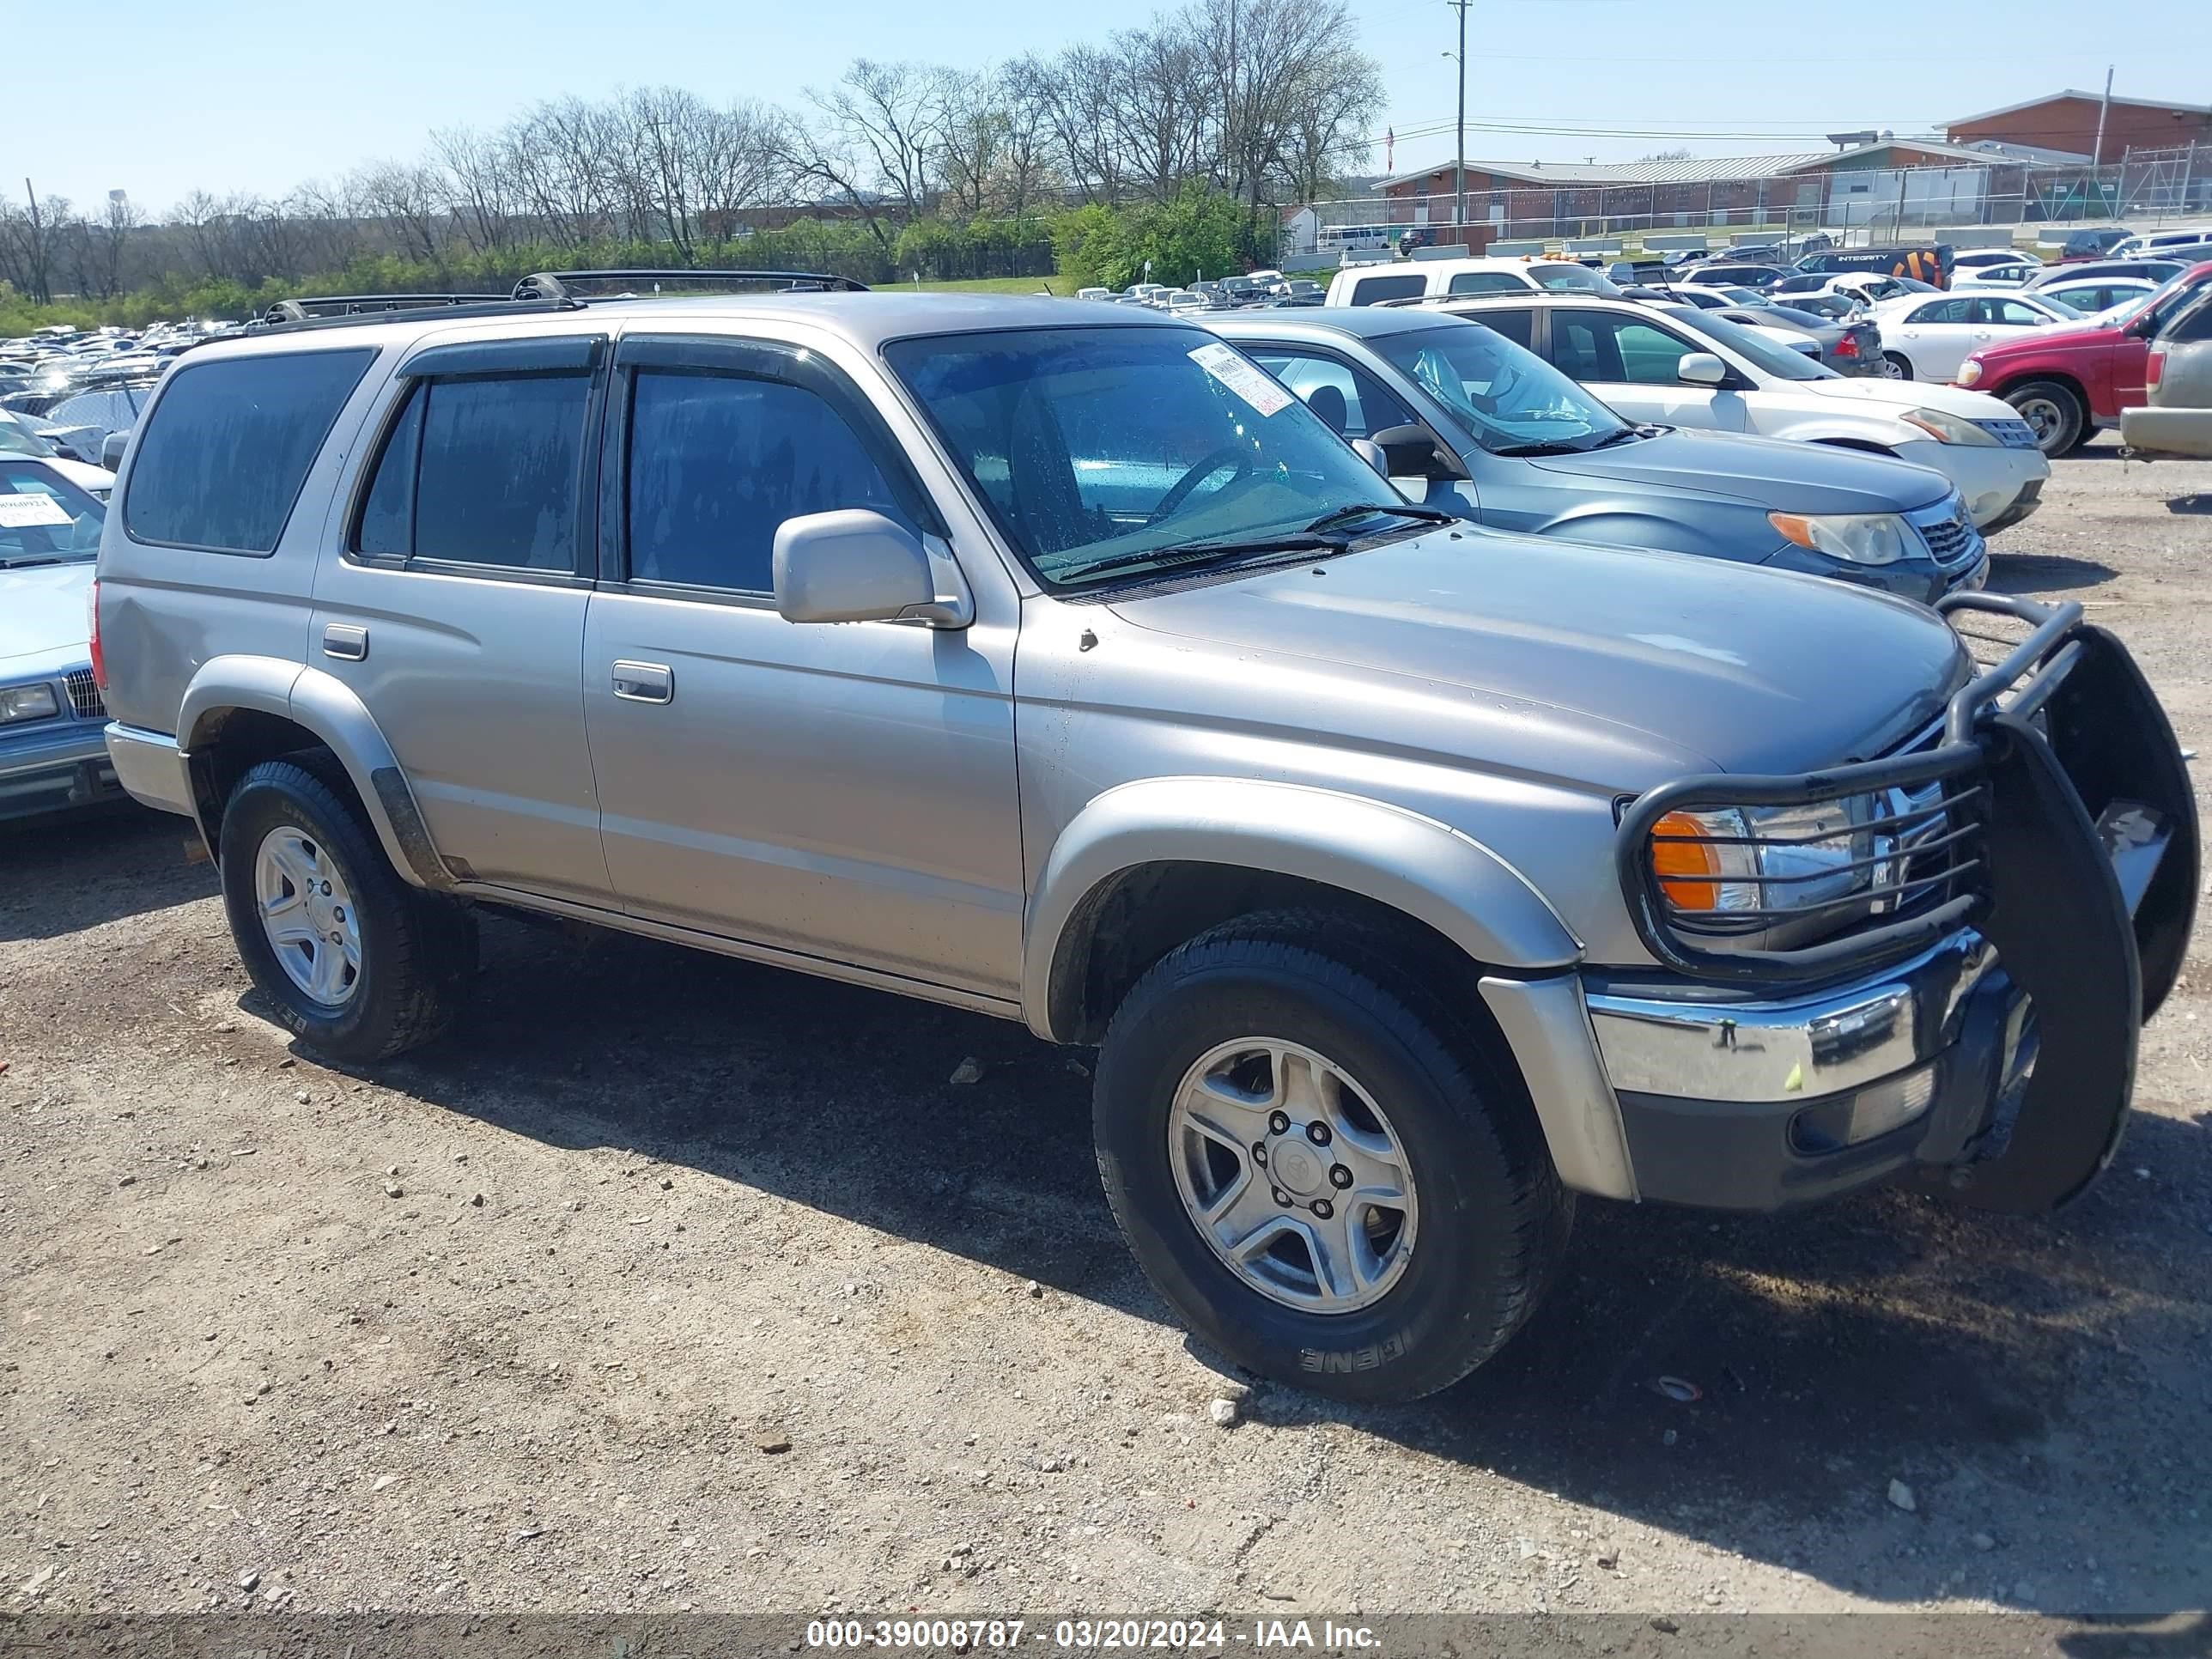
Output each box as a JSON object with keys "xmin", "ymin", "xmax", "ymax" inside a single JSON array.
[
  {"xmin": 247, "ymin": 295, "xmax": 581, "ymax": 334},
  {"xmin": 259, "ymin": 293, "xmax": 514, "ymax": 324},
  {"xmin": 511, "ymin": 269, "xmax": 870, "ymax": 301}
]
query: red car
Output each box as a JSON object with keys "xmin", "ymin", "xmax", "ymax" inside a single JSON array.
[{"xmin": 1955, "ymin": 260, "xmax": 2212, "ymax": 454}]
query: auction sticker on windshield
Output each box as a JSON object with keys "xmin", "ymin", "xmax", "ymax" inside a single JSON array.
[
  {"xmin": 1189, "ymin": 342, "xmax": 1293, "ymax": 416},
  {"xmin": 0, "ymin": 495, "xmax": 74, "ymax": 528}
]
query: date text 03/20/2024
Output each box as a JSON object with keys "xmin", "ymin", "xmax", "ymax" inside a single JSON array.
[{"xmin": 805, "ymin": 1618, "xmax": 1381, "ymax": 1650}]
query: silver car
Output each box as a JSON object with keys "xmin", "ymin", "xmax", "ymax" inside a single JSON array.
[{"xmin": 95, "ymin": 287, "xmax": 2197, "ymax": 1402}]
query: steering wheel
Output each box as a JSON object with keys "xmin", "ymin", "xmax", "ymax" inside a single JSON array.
[{"xmin": 1147, "ymin": 445, "xmax": 1254, "ymax": 526}]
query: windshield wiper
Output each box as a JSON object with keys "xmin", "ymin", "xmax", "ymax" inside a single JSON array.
[
  {"xmin": 1489, "ymin": 438, "xmax": 1590, "ymax": 457},
  {"xmin": 1069, "ymin": 532, "xmax": 1348, "ymax": 583},
  {"xmin": 1589, "ymin": 427, "xmax": 1648, "ymax": 448},
  {"xmin": 1303, "ymin": 502, "xmax": 1455, "ymax": 533}
]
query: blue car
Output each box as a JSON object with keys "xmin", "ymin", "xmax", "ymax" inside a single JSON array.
[
  {"xmin": 1204, "ymin": 307, "xmax": 1985, "ymax": 604},
  {"xmin": 0, "ymin": 458, "xmax": 119, "ymax": 819}
]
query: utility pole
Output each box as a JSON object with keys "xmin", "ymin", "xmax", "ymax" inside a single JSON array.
[
  {"xmin": 1449, "ymin": 0, "xmax": 1471, "ymax": 234},
  {"xmin": 2091, "ymin": 64, "xmax": 2113, "ymax": 168}
]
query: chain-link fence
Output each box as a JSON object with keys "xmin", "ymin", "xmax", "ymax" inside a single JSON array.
[{"xmin": 1285, "ymin": 143, "xmax": 2210, "ymax": 259}]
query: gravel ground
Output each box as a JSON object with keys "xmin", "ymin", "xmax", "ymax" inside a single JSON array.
[{"xmin": 3, "ymin": 440, "xmax": 2209, "ymax": 1645}]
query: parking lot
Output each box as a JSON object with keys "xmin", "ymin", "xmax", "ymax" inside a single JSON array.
[{"xmin": 3, "ymin": 441, "xmax": 2209, "ymax": 1635}]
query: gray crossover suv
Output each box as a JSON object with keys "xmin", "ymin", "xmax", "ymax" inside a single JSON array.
[
  {"xmin": 1204, "ymin": 307, "xmax": 1984, "ymax": 603},
  {"xmin": 95, "ymin": 281, "xmax": 2197, "ymax": 1402}
]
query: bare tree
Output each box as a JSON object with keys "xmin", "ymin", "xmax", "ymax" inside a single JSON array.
[
  {"xmin": 352, "ymin": 161, "xmax": 443, "ymax": 264},
  {"xmin": 0, "ymin": 180, "xmax": 64, "ymax": 303},
  {"xmin": 787, "ymin": 58, "xmax": 945, "ymax": 238}
]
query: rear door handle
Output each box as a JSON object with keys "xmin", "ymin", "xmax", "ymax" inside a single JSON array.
[
  {"xmin": 611, "ymin": 660, "xmax": 673, "ymax": 704},
  {"xmin": 322, "ymin": 623, "xmax": 368, "ymax": 661}
]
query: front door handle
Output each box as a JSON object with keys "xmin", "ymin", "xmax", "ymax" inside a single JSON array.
[
  {"xmin": 611, "ymin": 660, "xmax": 673, "ymax": 704},
  {"xmin": 322, "ymin": 623, "xmax": 368, "ymax": 661}
]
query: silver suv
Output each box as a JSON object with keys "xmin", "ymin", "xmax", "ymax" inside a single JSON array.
[{"xmin": 94, "ymin": 277, "xmax": 2197, "ymax": 1402}]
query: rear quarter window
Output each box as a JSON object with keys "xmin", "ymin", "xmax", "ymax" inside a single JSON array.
[
  {"xmin": 1348, "ymin": 273, "xmax": 1426, "ymax": 306},
  {"xmin": 124, "ymin": 348, "xmax": 376, "ymax": 554}
]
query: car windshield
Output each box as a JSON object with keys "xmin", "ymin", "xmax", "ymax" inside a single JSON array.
[
  {"xmin": 1370, "ymin": 321, "xmax": 1632, "ymax": 453},
  {"xmin": 1665, "ymin": 307, "xmax": 1836, "ymax": 380},
  {"xmin": 0, "ymin": 413, "xmax": 59, "ymax": 459},
  {"xmin": 883, "ymin": 325, "xmax": 1424, "ymax": 590},
  {"xmin": 1526, "ymin": 264, "xmax": 1621, "ymax": 295},
  {"xmin": 0, "ymin": 461, "xmax": 105, "ymax": 566}
]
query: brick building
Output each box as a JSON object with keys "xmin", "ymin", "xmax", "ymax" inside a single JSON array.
[{"xmin": 1945, "ymin": 91, "xmax": 2212, "ymax": 165}]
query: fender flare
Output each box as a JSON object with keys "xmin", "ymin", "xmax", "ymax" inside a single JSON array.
[
  {"xmin": 1021, "ymin": 775, "xmax": 1583, "ymax": 1042},
  {"xmin": 178, "ymin": 655, "xmax": 448, "ymax": 889}
]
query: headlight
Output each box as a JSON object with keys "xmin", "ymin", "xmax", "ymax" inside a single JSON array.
[
  {"xmin": 0, "ymin": 683, "xmax": 60, "ymax": 724},
  {"xmin": 1768, "ymin": 510, "xmax": 1912, "ymax": 565},
  {"xmin": 1955, "ymin": 359, "xmax": 1984, "ymax": 386},
  {"xmin": 1650, "ymin": 798, "xmax": 1877, "ymax": 924},
  {"xmin": 1899, "ymin": 406, "xmax": 1999, "ymax": 446}
]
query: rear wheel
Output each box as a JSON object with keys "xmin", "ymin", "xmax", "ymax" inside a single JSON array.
[
  {"xmin": 1092, "ymin": 913, "xmax": 1571, "ymax": 1402},
  {"xmin": 219, "ymin": 759, "xmax": 476, "ymax": 1062},
  {"xmin": 1883, "ymin": 351, "xmax": 1913, "ymax": 380},
  {"xmin": 2006, "ymin": 380, "xmax": 2087, "ymax": 456}
]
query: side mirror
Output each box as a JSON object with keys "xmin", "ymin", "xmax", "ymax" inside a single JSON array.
[
  {"xmin": 1349, "ymin": 437, "xmax": 1390, "ymax": 478},
  {"xmin": 1676, "ymin": 352, "xmax": 1729, "ymax": 386},
  {"xmin": 1369, "ymin": 422, "xmax": 1469, "ymax": 481},
  {"xmin": 101, "ymin": 429, "xmax": 129, "ymax": 470},
  {"xmin": 773, "ymin": 509, "xmax": 969, "ymax": 628}
]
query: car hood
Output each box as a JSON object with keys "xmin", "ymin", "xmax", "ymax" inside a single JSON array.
[
  {"xmin": 1106, "ymin": 526, "xmax": 1968, "ymax": 780},
  {"xmin": 1802, "ymin": 375, "xmax": 2035, "ymax": 421},
  {"xmin": 0, "ymin": 560, "xmax": 95, "ymax": 677},
  {"xmin": 1522, "ymin": 427, "xmax": 1951, "ymax": 514}
]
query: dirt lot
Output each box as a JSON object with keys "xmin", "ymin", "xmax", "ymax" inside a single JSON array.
[{"xmin": 4, "ymin": 441, "xmax": 2210, "ymax": 1644}]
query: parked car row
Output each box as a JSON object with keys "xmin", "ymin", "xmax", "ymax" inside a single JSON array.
[
  {"xmin": 1077, "ymin": 272, "xmax": 1325, "ymax": 313},
  {"xmin": 54, "ymin": 271, "xmax": 2190, "ymax": 1407}
]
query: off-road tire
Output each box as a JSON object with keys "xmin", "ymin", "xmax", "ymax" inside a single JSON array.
[
  {"xmin": 219, "ymin": 758, "xmax": 476, "ymax": 1062},
  {"xmin": 1093, "ymin": 910, "xmax": 1571, "ymax": 1403}
]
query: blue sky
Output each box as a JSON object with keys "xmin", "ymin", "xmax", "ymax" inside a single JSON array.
[{"xmin": 11, "ymin": 0, "xmax": 2209, "ymax": 212}]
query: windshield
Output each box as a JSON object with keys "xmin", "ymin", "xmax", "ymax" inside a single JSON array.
[
  {"xmin": 1666, "ymin": 307, "xmax": 1837, "ymax": 380},
  {"xmin": 1526, "ymin": 264, "xmax": 1622, "ymax": 295},
  {"xmin": 0, "ymin": 413, "xmax": 59, "ymax": 459},
  {"xmin": 0, "ymin": 461, "xmax": 106, "ymax": 565},
  {"xmin": 1370, "ymin": 322, "xmax": 1632, "ymax": 453},
  {"xmin": 884, "ymin": 325, "xmax": 1420, "ymax": 590}
]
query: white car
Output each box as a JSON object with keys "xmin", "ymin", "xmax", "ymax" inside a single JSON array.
[
  {"xmin": 2033, "ymin": 275, "xmax": 2161, "ymax": 318},
  {"xmin": 1439, "ymin": 293, "xmax": 2051, "ymax": 533},
  {"xmin": 1951, "ymin": 257, "xmax": 2044, "ymax": 289},
  {"xmin": 1325, "ymin": 255, "xmax": 1620, "ymax": 307},
  {"xmin": 1863, "ymin": 289, "xmax": 2081, "ymax": 384},
  {"xmin": 2109, "ymin": 227, "xmax": 2212, "ymax": 258}
]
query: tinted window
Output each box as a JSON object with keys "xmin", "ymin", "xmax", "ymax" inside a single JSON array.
[
  {"xmin": 1550, "ymin": 310, "xmax": 1696, "ymax": 385},
  {"xmin": 1468, "ymin": 307, "xmax": 1535, "ymax": 349},
  {"xmin": 356, "ymin": 374, "xmax": 588, "ymax": 570},
  {"xmin": 125, "ymin": 349, "xmax": 374, "ymax": 553},
  {"xmin": 1348, "ymin": 273, "xmax": 1425, "ymax": 306},
  {"xmin": 625, "ymin": 369, "xmax": 911, "ymax": 592},
  {"xmin": 1446, "ymin": 272, "xmax": 1528, "ymax": 295},
  {"xmin": 356, "ymin": 383, "xmax": 423, "ymax": 558},
  {"xmin": 1909, "ymin": 299, "xmax": 1972, "ymax": 325}
]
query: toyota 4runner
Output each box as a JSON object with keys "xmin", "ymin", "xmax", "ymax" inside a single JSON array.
[{"xmin": 94, "ymin": 276, "xmax": 2197, "ymax": 1402}]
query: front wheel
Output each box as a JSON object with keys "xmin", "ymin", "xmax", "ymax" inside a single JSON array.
[
  {"xmin": 1092, "ymin": 914, "xmax": 1571, "ymax": 1402},
  {"xmin": 219, "ymin": 759, "xmax": 477, "ymax": 1062},
  {"xmin": 2006, "ymin": 380, "xmax": 2087, "ymax": 456}
]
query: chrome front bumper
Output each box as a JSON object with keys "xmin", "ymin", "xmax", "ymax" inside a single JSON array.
[
  {"xmin": 0, "ymin": 720, "xmax": 124, "ymax": 819},
  {"xmin": 1573, "ymin": 925, "xmax": 2033, "ymax": 1210}
]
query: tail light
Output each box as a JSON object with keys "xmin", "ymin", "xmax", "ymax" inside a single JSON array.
[
  {"xmin": 1834, "ymin": 332, "xmax": 1862, "ymax": 358},
  {"xmin": 2147, "ymin": 349, "xmax": 2165, "ymax": 391},
  {"xmin": 87, "ymin": 577, "xmax": 106, "ymax": 690}
]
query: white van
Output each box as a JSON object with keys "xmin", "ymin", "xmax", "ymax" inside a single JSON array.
[{"xmin": 1324, "ymin": 256, "xmax": 1622, "ymax": 307}]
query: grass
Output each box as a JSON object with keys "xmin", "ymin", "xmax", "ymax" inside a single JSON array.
[{"xmin": 898, "ymin": 274, "xmax": 1069, "ymax": 295}]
